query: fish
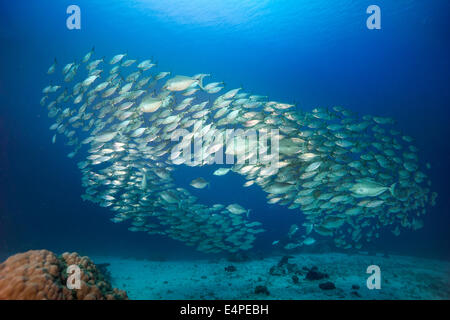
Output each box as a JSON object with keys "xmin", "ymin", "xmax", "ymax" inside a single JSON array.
[
  {"xmin": 82, "ymin": 46, "xmax": 95, "ymax": 63},
  {"xmin": 190, "ymin": 177, "xmax": 209, "ymax": 189},
  {"xmin": 137, "ymin": 59, "xmax": 154, "ymax": 70},
  {"xmin": 40, "ymin": 49, "xmax": 436, "ymax": 253},
  {"xmin": 121, "ymin": 59, "xmax": 136, "ymax": 67},
  {"xmin": 213, "ymin": 168, "xmax": 231, "ymax": 176},
  {"xmin": 302, "ymin": 237, "xmax": 316, "ymax": 245},
  {"xmin": 62, "ymin": 62, "xmax": 75, "ymax": 75},
  {"xmin": 288, "ymin": 224, "xmax": 299, "ymax": 238},
  {"xmin": 163, "ymin": 74, "xmax": 209, "ymax": 92},
  {"xmin": 226, "ymin": 203, "xmax": 248, "ymax": 215},
  {"xmin": 47, "ymin": 58, "xmax": 57, "ymax": 74},
  {"xmin": 139, "ymin": 94, "xmax": 164, "ymax": 113},
  {"xmin": 82, "ymin": 75, "xmax": 99, "ymax": 87},
  {"xmin": 110, "ymin": 53, "xmax": 127, "ymax": 64},
  {"xmin": 94, "ymin": 132, "xmax": 118, "ymax": 143},
  {"xmin": 349, "ymin": 180, "xmax": 396, "ymax": 198}
]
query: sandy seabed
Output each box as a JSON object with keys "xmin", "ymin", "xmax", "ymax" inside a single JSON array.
[{"xmin": 92, "ymin": 253, "xmax": 450, "ymax": 300}]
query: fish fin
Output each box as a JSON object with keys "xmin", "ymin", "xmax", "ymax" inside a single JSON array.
[
  {"xmin": 389, "ymin": 183, "xmax": 397, "ymax": 197},
  {"xmin": 246, "ymin": 209, "xmax": 251, "ymax": 218}
]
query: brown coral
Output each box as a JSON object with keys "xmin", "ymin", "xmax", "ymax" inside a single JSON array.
[{"xmin": 0, "ymin": 250, "xmax": 127, "ymax": 300}]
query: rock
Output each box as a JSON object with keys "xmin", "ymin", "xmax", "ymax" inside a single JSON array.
[
  {"xmin": 351, "ymin": 291, "xmax": 361, "ymax": 297},
  {"xmin": 270, "ymin": 257, "xmax": 302, "ymax": 277},
  {"xmin": 292, "ymin": 275, "xmax": 299, "ymax": 284},
  {"xmin": 286, "ymin": 263, "xmax": 302, "ymax": 274},
  {"xmin": 305, "ymin": 266, "xmax": 329, "ymax": 281},
  {"xmin": 277, "ymin": 255, "xmax": 294, "ymax": 267},
  {"xmin": 352, "ymin": 284, "xmax": 360, "ymax": 290},
  {"xmin": 319, "ymin": 282, "xmax": 336, "ymax": 290},
  {"xmin": 269, "ymin": 265, "xmax": 286, "ymax": 276},
  {"xmin": 225, "ymin": 265, "xmax": 237, "ymax": 272},
  {"xmin": 254, "ymin": 285, "xmax": 270, "ymax": 295}
]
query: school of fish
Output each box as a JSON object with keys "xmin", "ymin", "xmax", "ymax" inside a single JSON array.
[{"xmin": 41, "ymin": 48, "xmax": 438, "ymax": 253}]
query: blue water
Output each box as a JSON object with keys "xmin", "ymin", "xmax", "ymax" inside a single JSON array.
[{"xmin": 0, "ymin": 0, "xmax": 449, "ymax": 261}]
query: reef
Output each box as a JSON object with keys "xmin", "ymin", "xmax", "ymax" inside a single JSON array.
[{"xmin": 0, "ymin": 250, "xmax": 127, "ymax": 300}]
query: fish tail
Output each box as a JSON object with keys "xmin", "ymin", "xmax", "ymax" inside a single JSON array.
[
  {"xmin": 389, "ymin": 183, "xmax": 397, "ymax": 197},
  {"xmin": 197, "ymin": 74, "xmax": 209, "ymax": 90}
]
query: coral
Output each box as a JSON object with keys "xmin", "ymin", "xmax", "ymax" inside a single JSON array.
[
  {"xmin": 96, "ymin": 263, "xmax": 112, "ymax": 282},
  {"xmin": 0, "ymin": 250, "xmax": 127, "ymax": 300}
]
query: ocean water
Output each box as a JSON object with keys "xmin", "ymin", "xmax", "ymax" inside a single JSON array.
[{"xmin": 0, "ymin": 0, "xmax": 449, "ymax": 299}]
